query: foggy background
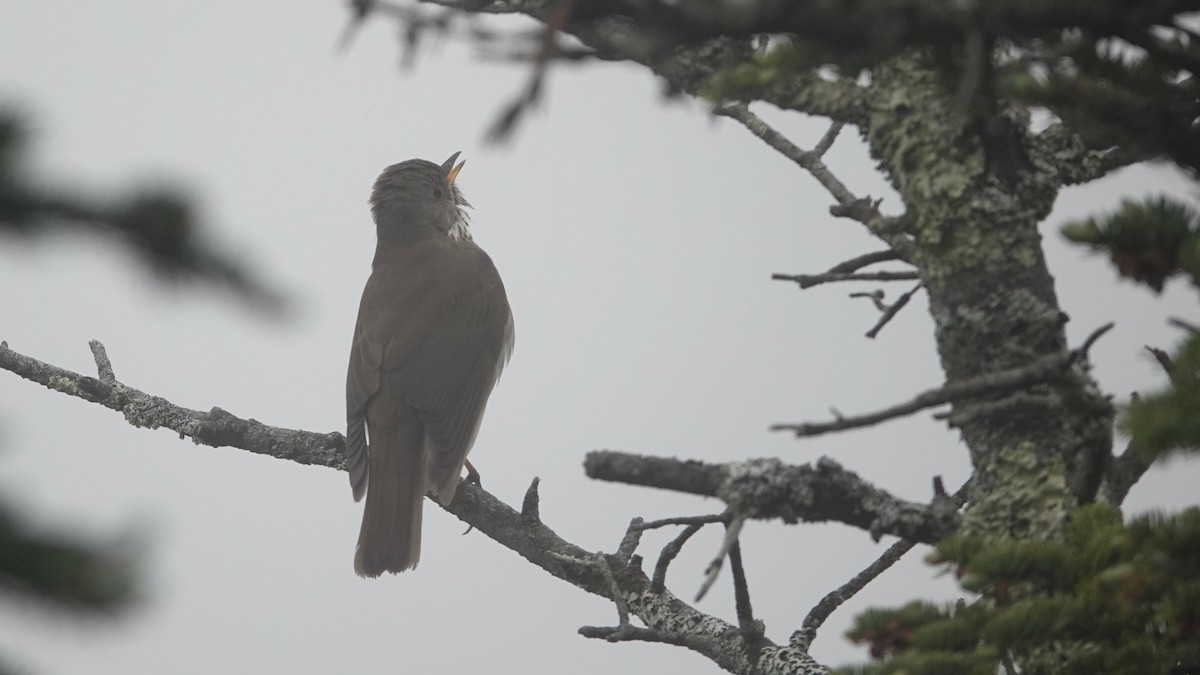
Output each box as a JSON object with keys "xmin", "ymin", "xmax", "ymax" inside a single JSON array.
[{"xmin": 1, "ymin": 1, "xmax": 1196, "ymax": 672}]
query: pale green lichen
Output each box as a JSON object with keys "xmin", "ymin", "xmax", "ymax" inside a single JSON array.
[
  {"xmin": 717, "ymin": 458, "xmax": 814, "ymax": 522},
  {"xmin": 47, "ymin": 374, "xmax": 82, "ymax": 395},
  {"xmin": 962, "ymin": 440, "xmax": 1072, "ymax": 541}
]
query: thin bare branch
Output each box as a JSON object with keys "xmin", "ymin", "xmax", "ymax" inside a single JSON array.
[
  {"xmin": 714, "ymin": 102, "xmax": 918, "ymax": 262},
  {"xmin": 850, "ymin": 289, "xmax": 887, "ymax": 311},
  {"xmin": 865, "ymin": 281, "xmax": 923, "ymax": 338},
  {"xmin": 1169, "ymin": 317, "xmax": 1200, "ymax": 334},
  {"xmin": 88, "ymin": 339, "xmax": 116, "ymax": 383},
  {"xmin": 812, "ymin": 122, "xmax": 844, "ymax": 157},
  {"xmin": 794, "ymin": 538, "xmax": 917, "ymax": 648},
  {"xmin": 771, "ymin": 322, "xmax": 1115, "ymax": 438},
  {"xmin": 827, "ymin": 249, "xmax": 903, "ymax": 273},
  {"xmin": 772, "ymin": 270, "xmax": 920, "ymax": 289},
  {"xmin": 520, "ymin": 476, "xmax": 542, "ymax": 522},
  {"xmin": 696, "ymin": 515, "xmax": 746, "ymax": 602},
  {"xmin": 715, "ymin": 102, "xmax": 855, "ymax": 202},
  {"xmin": 617, "ymin": 518, "xmax": 645, "ymax": 562},
  {"xmin": 936, "ymin": 392, "xmax": 1057, "ymax": 428},
  {"xmin": 728, "ymin": 541, "xmax": 764, "ymax": 654},
  {"xmin": 635, "ymin": 513, "xmax": 729, "ymax": 531},
  {"xmin": 793, "ymin": 477, "xmax": 968, "ymax": 648},
  {"xmin": 652, "ymin": 523, "xmax": 703, "ymax": 594},
  {"xmin": 1145, "ymin": 345, "xmax": 1175, "ymax": 382},
  {"xmin": 486, "ymin": 0, "xmax": 576, "ymax": 141}
]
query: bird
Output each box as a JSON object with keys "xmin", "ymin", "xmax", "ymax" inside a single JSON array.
[{"xmin": 345, "ymin": 152, "xmax": 514, "ymax": 577}]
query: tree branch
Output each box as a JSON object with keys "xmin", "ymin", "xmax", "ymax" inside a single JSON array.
[
  {"xmin": 864, "ymin": 281, "xmax": 923, "ymax": 339},
  {"xmin": 436, "ymin": 0, "xmax": 1197, "ymax": 55},
  {"xmin": 772, "ymin": 270, "xmax": 920, "ymax": 289},
  {"xmin": 652, "ymin": 523, "xmax": 704, "ymax": 594},
  {"xmin": 827, "ymin": 250, "xmax": 903, "ymax": 273},
  {"xmin": 795, "ymin": 538, "xmax": 916, "ymax": 649},
  {"xmin": 0, "ymin": 340, "xmax": 829, "ymax": 674},
  {"xmin": 584, "ymin": 452, "xmax": 962, "ymax": 544},
  {"xmin": 793, "ymin": 477, "xmax": 968, "ymax": 648},
  {"xmin": 1034, "ymin": 123, "xmax": 1143, "ymax": 185},
  {"xmin": 0, "ymin": 341, "xmax": 343, "ymax": 467},
  {"xmin": 696, "ymin": 515, "xmax": 746, "ymax": 602},
  {"xmin": 771, "ymin": 322, "xmax": 1114, "ymax": 438},
  {"xmin": 715, "ymin": 104, "xmax": 917, "ymax": 262},
  {"xmin": 1102, "ymin": 439, "xmax": 1153, "ymax": 506}
]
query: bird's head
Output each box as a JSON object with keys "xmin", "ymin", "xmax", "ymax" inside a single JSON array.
[{"xmin": 370, "ymin": 152, "xmax": 472, "ymax": 244}]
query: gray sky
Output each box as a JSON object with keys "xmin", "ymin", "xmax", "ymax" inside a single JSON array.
[{"xmin": 1, "ymin": 2, "xmax": 1197, "ymax": 673}]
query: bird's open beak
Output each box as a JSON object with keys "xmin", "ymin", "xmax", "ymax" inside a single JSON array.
[{"xmin": 442, "ymin": 151, "xmax": 465, "ymax": 185}]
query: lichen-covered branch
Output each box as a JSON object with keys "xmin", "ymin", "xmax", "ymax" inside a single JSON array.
[
  {"xmin": 0, "ymin": 340, "xmax": 830, "ymax": 674},
  {"xmin": 584, "ymin": 451, "xmax": 962, "ymax": 544},
  {"xmin": 0, "ymin": 340, "xmax": 343, "ymax": 467}
]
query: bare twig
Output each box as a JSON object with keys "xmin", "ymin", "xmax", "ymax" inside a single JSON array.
[
  {"xmin": 88, "ymin": 339, "xmax": 116, "ymax": 383},
  {"xmin": 828, "ymin": 249, "xmax": 903, "ymax": 273},
  {"xmin": 335, "ymin": 0, "xmax": 374, "ymax": 52},
  {"xmin": 850, "ymin": 289, "xmax": 887, "ymax": 311},
  {"xmin": 486, "ymin": 0, "xmax": 575, "ymax": 141},
  {"xmin": 617, "ymin": 518, "xmax": 645, "ymax": 562},
  {"xmin": 772, "ymin": 270, "xmax": 920, "ymax": 289},
  {"xmin": 793, "ymin": 478, "xmax": 969, "ymax": 648},
  {"xmin": 696, "ymin": 515, "xmax": 746, "ymax": 602},
  {"xmin": 1168, "ymin": 317, "xmax": 1199, "ymax": 333},
  {"xmin": 634, "ymin": 513, "xmax": 729, "ymax": 531},
  {"xmin": 716, "ymin": 103, "xmax": 855, "ymax": 203},
  {"xmin": 1145, "ymin": 345, "xmax": 1175, "ymax": 382},
  {"xmin": 728, "ymin": 541, "xmax": 763, "ymax": 653},
  {"xmin": 865, "ymin": 281, "xmax": 923, "ymax": 338},
  {"xmin": 771, "ymin": 322, "xmax": 1114, "ymax": 438},
  {"xmin": 812, "ymin": 122, "xmax": 844, "ymax": 157},
  {"xmin": 520, "ymin": 476, "xmax": 542, "ymax": 522},
  {"xmin": 937, "ymin": 391, "xmax": 1057, "ymax": 428},
  {"xmin": 794, "ymin": 538, "xmax": 917, "ymax": 648},
  {"xmin": 715, "ymin": 102, "xmax": 918, "ymax": 262},
  {"xmin": 652, "ymin": 523, "xmax": 703, "ymax": 593}
]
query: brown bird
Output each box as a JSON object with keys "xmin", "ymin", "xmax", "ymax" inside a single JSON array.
[{"xmin": 346, "ymin": 153, "xmax": 513, "ymax": 577}]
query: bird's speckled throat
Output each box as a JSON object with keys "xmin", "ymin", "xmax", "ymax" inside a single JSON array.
[{"xmin": 448, "ymin": 187, "xmax": 472, "ymax": 241}]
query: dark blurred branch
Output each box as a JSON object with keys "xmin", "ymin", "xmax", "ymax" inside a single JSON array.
[
  {"xmin": 364, "ymin": 0, "xmax": 869, "ymax": 126},
  {"xmin": 0, "ymin": 113, "xmax": 287, "ymax": 314},
  {"xmin": 0, "ymin": 502, "xmax": 140, "ymax": 613},
  {"xmin": 1102, "ymin": 439, "xmax": 1154, "ymax": 505}
]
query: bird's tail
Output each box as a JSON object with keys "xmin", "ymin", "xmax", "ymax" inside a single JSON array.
[{"xmin": 354, "ymin": 415, "xmax": 427, "ymax": 577}]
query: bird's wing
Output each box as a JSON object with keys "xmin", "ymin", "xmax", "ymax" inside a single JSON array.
[
  {"xmin": 382, "ymin": 242, "xmax": 513, "ymax": 504},
  {"xmin": 346, "ymin": 307, "xmax": 383, "ymax": 502}
]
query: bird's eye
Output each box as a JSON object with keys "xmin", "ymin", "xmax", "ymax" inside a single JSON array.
[{"xmin": 432, "ymin": 187, "xmax": 446, "ymax": 200}]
